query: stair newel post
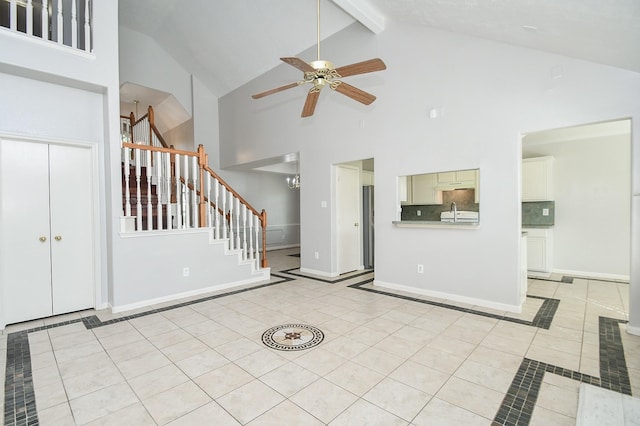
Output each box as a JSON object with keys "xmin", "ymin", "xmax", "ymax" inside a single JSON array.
[
  {"xmin": 197, "ymin": 145, "xmax": 207, "ymax": 228},
  {"xmin": 261, "ymin": 209, "xmax": 268, "ymax": 267},
  {"xmin": 123, "ymin": 146, "xmax": 131, "ymax": 216},
  {"xmin": 135, "ymin": 147, "xmax": 142, "ymax": 231},
  {"xmin": 145, "ymin": 149, "xmax": 152, "ymax": 230}
]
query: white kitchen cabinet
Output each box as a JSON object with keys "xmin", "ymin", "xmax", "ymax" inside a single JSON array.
[
  {"xmin": 362, "ymin": 170, "xmax": 374, "ymax": 186},
  {"xmin": 524, "ymin": 227, "xmax": 553, "ymax": 273},
  {"xmin": 522, "ymin": 157, "xmax": 553, "ymax": 201},
  {"xmin": 436, "ymin": 169, "xmax": 477, "ymax": 190},
  {"xmin": 411, "ymin": 173, "xmax": 442, "ymax": 205},
  {"xmin": 0, "ymin": 139, "xmax": 95, "ymax": 325}
]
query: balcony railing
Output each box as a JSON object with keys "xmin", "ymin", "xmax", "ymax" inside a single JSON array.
[{"xmin": 0, "ymin": 0, "xmax": 92, "ymax": 52}]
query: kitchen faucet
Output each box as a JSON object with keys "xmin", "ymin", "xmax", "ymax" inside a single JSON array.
[{"xmin": 450, "ymin": 202, "xmax": 457, "ymax": 223}]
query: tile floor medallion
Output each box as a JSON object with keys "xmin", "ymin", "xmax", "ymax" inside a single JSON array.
[
  {"xmin": 2, "ymin": 248, "xmax": 638, "ymax": 425},
  {"xmin": 261, "ymin": 324, "xmax": 324, "ymax": 351}
]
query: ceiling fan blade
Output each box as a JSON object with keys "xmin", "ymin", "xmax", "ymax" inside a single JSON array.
[
  {"xmin": 332, "ymin": 82, "xmax": 376, "ymax": 105},
  {"xmin": 281, "ymin": 57, "xmax": 315, "ymax": 73},
  {"xmin": 252, "ymin": 82, "xmax": 300, "ymax": 99},
  {"xmin": 301, "ymin": 89, "xmax": 321, "ymax": 117},
  {"xmin": 334, "ymin": 58, "xmax": 386, "ymax": 78}
]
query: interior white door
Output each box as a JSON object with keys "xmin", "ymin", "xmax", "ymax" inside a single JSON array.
[
  {"xmin": 1, "ymin": 140, "xmax": 54, "ymax": 323},
  {"xmin": 0, "ymin": 140, "xmax": 94, "ymax": 324},
  {"xmin": 336, "ymin": 165, "xmax": 361, "ymax": 274},
  {"xmin": 49, "ymin": 144, "xmax": 94, "ymax": 315}
]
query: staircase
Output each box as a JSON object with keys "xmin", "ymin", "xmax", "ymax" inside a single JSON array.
[{"xmin": 120, "ymin": 106, "xmax": 269, "ymax": 286}]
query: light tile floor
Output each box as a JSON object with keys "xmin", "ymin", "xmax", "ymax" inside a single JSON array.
[{"xmin": 1, "ymin": 248, "xmax": 638, "ymax": 425}]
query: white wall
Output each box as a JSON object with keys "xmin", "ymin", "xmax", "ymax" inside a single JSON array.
[
  {"xmin": 219, "ymin": 20, "xmax": 640, "ymax": 314},
  {"xmin": 524, "ymin": 132, "xmax": 631, "ymax": 279},
  {"xmin": 118, "ymin": 27, "xmax": 193, "ymax": 117},
  {"xmin": 0, "ymin": 1, "xmax": 121, "ymax": 325}
]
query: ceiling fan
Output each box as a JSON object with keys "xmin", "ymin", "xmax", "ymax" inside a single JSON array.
[{"xmin": 251, "ymin": 0, "xmax": 387, "ymax": 118}]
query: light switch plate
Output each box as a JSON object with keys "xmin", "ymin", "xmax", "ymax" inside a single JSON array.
[{"xmin": 542, "ymin": 208, "xmax": 549, "ymax": 216}]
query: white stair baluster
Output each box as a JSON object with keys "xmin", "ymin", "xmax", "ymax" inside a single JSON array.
[
  {"xmin": 183, "ymin": 155, "xmax": 190, "ymax": 228},
  {"xmin": 174, "ymin": 154, "xmax": 182, "ymax": 229},
  {"xmin": 164, "ymin": 152, "xmax": 172, "ymax": 230},
  {"xmin": 228, "ymin": 194, "xmax": 234, "ymax": 249},
  {"xmin": 214, "ymin": 178, "xmax": 220, "ymax": 239},
  {"xmin": 221, "ymin": 186, "xmax": 227, "ymax": 240},
  {"xmin": 9, "ymin": 0, "xmax": 17, "ymax": 31},
  {"xmin": 26, "ymin": 0, "xmax": 33, "ymax": 36},
  {"xmin": 123, "ymin": 146, "xmax": 131, "ymax": 216},
  {"xmin": 205, "ymin": 173, "xmax": 212, "ymax": 227},
  {"xmin": 71, "ymin": 0, "xmax": 77, "ymax": 48},
  {"xmin": 254, "ymin": 216, "xmax": 261, "ymax": 268},
  {"xmin": 247, "ymin": 208, "xmax": 253, "ymax": 260},
  {"xmin": 155, "ymin": 151, "xmax": 163, "ymax": 230},
  {"xmin": 235, "ymin": 198, "xmax": 241, "ymax": 251},
  {"xmin": 56, "ymin": 0, "xmax": 63, "ymax": 45},
  {"xmin": 135, "ymin": 149, "xmax": 142, "ymax": 230},
  {"xmin": 84, "ymin": 0, "xmax": 90, "ymax": 51},
  {"xmin": 242, "ymin": 204, "xmax": 247, "ymax": 260},
  {"xmin": 145, "ymin": 150, "xmax": 152, "ymax": 230},
  {"xmin": 42, "ymin": 0, "xmax": 49, "ymax": 41},
  {"xmin": 191, "ymin": 156, "xmax": 198, "ymax": 227}
]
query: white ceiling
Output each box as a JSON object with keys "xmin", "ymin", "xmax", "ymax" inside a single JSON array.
[{"xmin": 118, "ymin": 0, "xmax": 640, "ymax": 99}]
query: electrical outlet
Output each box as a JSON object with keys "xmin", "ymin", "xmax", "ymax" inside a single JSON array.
[
  {"xmin": 314, "ymin": 251, "xmax": 319, "ymax": 260},
  {"xmin": 417, "ymin": 264, "xmax": 424, "ymax": 274},
  {"xmin": 417, "ymin": 210, "xmax": 422, "ymax": 216},
  {"xmin": 183, "ymin": 267, "xmax": 190, "ymax": 277},
  {"xmin": 542, "ymin": 208, "xmax": 549, "ymax": 216}
]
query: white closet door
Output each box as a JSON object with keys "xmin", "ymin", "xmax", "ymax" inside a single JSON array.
[
  {"xmin": 0, "ymin": 140, "xmax": 54, "ymax": 323},
  {"xmin": 49, "ymin": 144, "xmax": 94, "ymax": 314}
]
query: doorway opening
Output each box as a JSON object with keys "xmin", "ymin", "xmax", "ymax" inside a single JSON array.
[{"xmin": 334, "ymin": 158, "xmax": 374, "ymax": 275}]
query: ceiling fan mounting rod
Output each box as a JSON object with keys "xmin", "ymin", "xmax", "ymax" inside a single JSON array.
[{"xmin": 316, "ymin": 0, "xmax": 321, "ymax": 61}]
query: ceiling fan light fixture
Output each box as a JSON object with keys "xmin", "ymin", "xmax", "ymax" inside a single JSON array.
[{"xmin": 251, "ymin": 0, "xmax": 387, "ymax": 117}]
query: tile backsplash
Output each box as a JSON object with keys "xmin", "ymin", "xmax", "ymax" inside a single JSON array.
[
  {"xmin": 522, "ymin": 201, "xmax": 555, "ymax": 226},
  {"xmin": 401, "ymin": 189, "xmax": 479, "ymax": 221}
]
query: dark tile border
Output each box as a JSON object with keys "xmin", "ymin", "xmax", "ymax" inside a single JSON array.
[
  {"xmin": 279, "ymin": 267, "xmax": 374, "ymax": 284},
  {"xmin": 347, "ymin": 279, "xmax": 560, "ymax": 330},
  {"xmin": 3, "ymin": 275, "xmax": 292, "ymax": 426},
  {"xmin": 493, "ymin": 317, "xmax": 630, "ymax": 425}
]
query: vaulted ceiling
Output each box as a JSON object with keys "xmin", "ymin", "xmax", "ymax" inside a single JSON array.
[{"xmin": 119, "ymin": 0, "xmax": 640, "ymax": 98}]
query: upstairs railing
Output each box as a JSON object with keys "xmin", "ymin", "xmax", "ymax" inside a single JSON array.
[
  {"xmin": 121, "ymin": 106, "xmax": 168, "ymax": 149},
  {"xmin": 0, "ymin": 0, "xmax": 93, "ymax": 52},
  {"xmin": 121, "ymin": 109, "xmax": 268, "ymax": 269}
]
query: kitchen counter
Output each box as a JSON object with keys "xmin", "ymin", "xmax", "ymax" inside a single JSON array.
[{"xmin": 393, "ymin": 220, "xmax": 479, "ymax": 229}]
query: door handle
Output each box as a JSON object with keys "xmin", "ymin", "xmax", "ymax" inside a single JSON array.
[
  {"xmin": 54, "ymin": 235, "xmax": 62, "ymax": 241},
  {"xmin": 39, "ymin": 236, "xmax": 47, "ymax": 242},
  {"xmin": 354, "ymin": 222, "xmax": 359, "ymax": 227}
]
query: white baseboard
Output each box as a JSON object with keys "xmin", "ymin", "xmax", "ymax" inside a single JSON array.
[
  {"xmin": 374, "ymin": 279, "xmax": 522, "ymax": 313},
  {"xmin": 111, "ymin": 273, "xmax": 269, "ymax": 314},
  {"xmin": 267, "ymin": 244, "xmax": 300, "ymax": 251},
  {"xmin": 299, "ymin": 267, "xmax": 338, "ymax": 278},
  {"xmin": 552, "ymin": 268, "xmax": 630, "ymax": 282},
  {"xmin": 626, "ymin": 324, "xmax": 640, "ymax": 336}
]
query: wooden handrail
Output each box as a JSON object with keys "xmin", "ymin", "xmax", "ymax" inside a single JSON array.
[{"xmin": 122, "ymin": 142, "xmax": 268, "ymax": 268}]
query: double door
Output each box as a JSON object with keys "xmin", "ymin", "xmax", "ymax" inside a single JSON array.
[{"xmin": 1, "ymin": 139, "xmax": 94, "ymax": 324}]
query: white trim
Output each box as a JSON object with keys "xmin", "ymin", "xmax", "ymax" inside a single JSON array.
[
  {"xmin": 374, "ymin": 279, "xmax": 523, "ymax": 314},
  {"xmin": 0, "ymin": 24, "xmax": 95, "ymax": 57},
  {"xmin": 626, "ymin": 324, "xmax": 640, "ymax": 336},
  {"xmin": 299, "ymin": 267, "xmax": 338, "ymax": 278},
  {"xmin": 266, "ymin": 243, "xmax": 300, "ymax": 251},
  {"xmin": 110, "ymin": 273, "xmax": 270, "ymax": 314},
  {"xmin": 552, "ymin": 268, "xmax": 630, "ymax": 282}
]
